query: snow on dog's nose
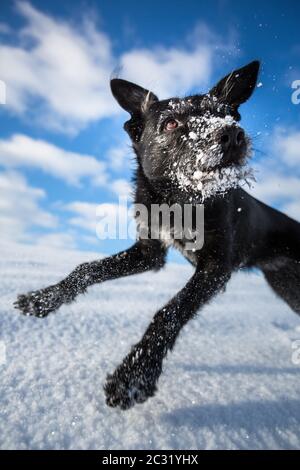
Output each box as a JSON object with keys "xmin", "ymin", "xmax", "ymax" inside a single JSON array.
[
  {"xmin": 170, "ymin": 112, "xmax": 254, "ymax": 201},
  {"xmin": 183, "ymin": 114, "xmax": 244, "ymax": 171}
]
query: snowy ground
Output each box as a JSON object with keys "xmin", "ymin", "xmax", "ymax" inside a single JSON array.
[{"xmin": 0, "ymin": 242, "xmax": 299, "ymax": 450}]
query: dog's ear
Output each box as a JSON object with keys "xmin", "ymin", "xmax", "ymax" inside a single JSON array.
[
  {"xmin": 111, "ymin": 79, "xmax": 158, "ymax": 115},
  {"xmin": 209, "ymin": 61, "xmax": 260, "ymax": 107}
]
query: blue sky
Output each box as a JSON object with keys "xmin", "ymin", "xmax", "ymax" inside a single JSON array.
[{"xmin": 0, "ymin": 0, "xmax": 299, "ymax": 261}]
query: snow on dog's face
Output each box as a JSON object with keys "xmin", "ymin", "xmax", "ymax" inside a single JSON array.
[
  {"xmin": 111, "ymin": 61, "xmax": 260, "ymax": 201},
  {"xmin": 139, "ymin": 95, "xmax": 254, "ymax": 201}
]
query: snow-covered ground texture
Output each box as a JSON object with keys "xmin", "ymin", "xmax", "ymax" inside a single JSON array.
[{"xmin": 0, "ymin": 241, "xmax": 299, "ymax": 450}]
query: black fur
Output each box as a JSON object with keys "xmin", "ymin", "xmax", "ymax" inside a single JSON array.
[{"xmin": 14, "ymin": 61, "xmax": 300, "ymax": 410}]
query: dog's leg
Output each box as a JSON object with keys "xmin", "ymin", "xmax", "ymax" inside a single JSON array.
[
  {"xmin": 259, "ymin": 215, "xmax": 300, "ymax": 314},
  {"xmin": 262, "ymin": 260, "xmax": 300, "ymax": 314},
  {"xmin": 14, "ymin": 240, "xmax": 166, "ymax": 318},
  {"xmin": 104, "ymin": 264, "xmax": 231, "ymax": 409}
]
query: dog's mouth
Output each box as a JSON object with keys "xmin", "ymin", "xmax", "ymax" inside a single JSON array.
[
  {"xmin": 171, "ymin": 157, "xmax": 255, "ymax": 202},
  {"xmin": 208, "ymin": 148, "xmax": 248, "ymax": 173}
]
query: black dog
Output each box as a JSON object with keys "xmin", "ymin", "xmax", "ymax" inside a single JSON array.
[{"xmin": 15, "ymin": 61, "xmax": 300, "ymax": 410}]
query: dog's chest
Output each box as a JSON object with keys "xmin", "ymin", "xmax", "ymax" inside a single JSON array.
[{"xmin": 159, "ymin": 228, "xmax": 199, "ymax": 266}]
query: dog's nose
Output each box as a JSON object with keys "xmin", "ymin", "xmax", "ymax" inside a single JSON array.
[{"xmin": 220, "ymin": 127, "xmax": 245, "ymax": 151}]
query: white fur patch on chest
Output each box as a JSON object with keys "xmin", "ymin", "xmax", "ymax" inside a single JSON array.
[{"xmin": 159, "ymin": 228, "xmax": 199, "ymax": 265}]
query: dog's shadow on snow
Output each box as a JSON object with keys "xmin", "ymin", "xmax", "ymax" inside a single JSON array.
[
  {"xmin": 161, "ymin": 363, "xmax": 300, "ymax": 448},
  {"xmin": 176, "ymin": 362, "xmax": 299, "ymax": 376},
  {"xmin": 162, "ymin": 397, "xmax": 300, "ymax": 448}
]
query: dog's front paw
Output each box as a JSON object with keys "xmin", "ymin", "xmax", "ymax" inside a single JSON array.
[
  {"xmin": 104, "ymin": 348, "xmax": 162, "ymax": 410},
  {"xmin": 14, "ymin": 285, "xmax": 63, "ymax": 318}
]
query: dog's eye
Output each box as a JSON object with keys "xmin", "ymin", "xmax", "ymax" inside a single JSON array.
[{"xmin": 164, "ymin": 119, "xmax": 179, "ymax": 131}]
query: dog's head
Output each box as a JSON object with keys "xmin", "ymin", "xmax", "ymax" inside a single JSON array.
[{"xmin": 111, "ymin": 61, "xmax": 260, "ymax": 201}]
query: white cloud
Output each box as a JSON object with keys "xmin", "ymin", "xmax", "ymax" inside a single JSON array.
[
  {"xmin": 0, "ymin": 169, "xmax": 129, "ymax": 249},
  {"xmin": 0, "ymin": 1, "xmax": 117, "ymax": 133},
  {"xmin": 273, "ymin": 128, "xmax": 300, "ymax": 168},
  {"xmin": 0, "ymin": 133, "xmax": 133, "ymax": 206},
  {"xmin": 282, "ymin": 201, "xmax": 300, "ymax": 221},
  {"xmin": 110, "ymin": 179, "xmax": 132, "ymax": 198},
  {"xmin": 0, "ymin": 170, "xmax": 57, "ymax": 242},
  {"xmin": 106, "ymin": 143, "xmax": 131, "ymax": 171},
  {"xmin": 250, "ymin": 166, "xmax": 300, "ymax": 203},
  {"xmin": 0, "ymin": 2, "xmax": 233, "ymax": 134},
  {"xmin": 65, "ymin": 200, "xmax": 131, "ymax": 235},
  {"xmin": 0, "ymin": 134, "xmax": 108, "ymax": 186},
  {"xmin": 248, "ymin": 128, "xmax": 300, "ymax": 221},
  {"xmin": 120, "ymin": 22, "xmax": 234, "ymax": 99},
  {"xmin": 120, "ymin": 46, "xmax": 212, "ymax": 99},
  {"xmin": 65, "ymin": 201, "xmax": 99, "ymax": 232}
]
